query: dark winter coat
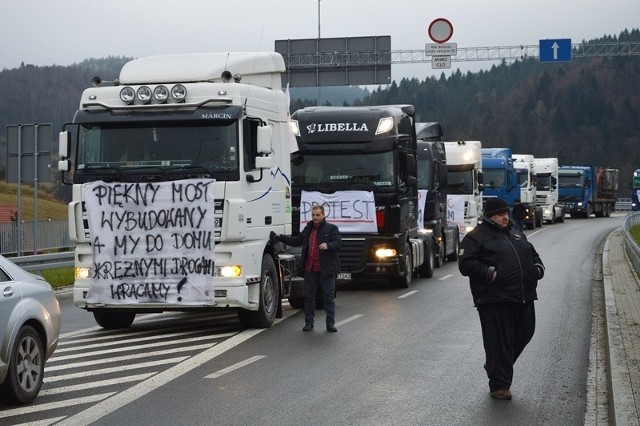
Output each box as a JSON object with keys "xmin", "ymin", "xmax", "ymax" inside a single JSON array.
[
  {"xmin": 278, "ymin": 219, "xmax": 342, "ymax": 277},
  {"xmin": 458, "ymin": 218, "xmax": 544, "ymax": 307}
]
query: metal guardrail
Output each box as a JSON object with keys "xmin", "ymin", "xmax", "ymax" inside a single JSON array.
[
  {"xmin": 10, "ymin": 251, "xmax": 75, "ymax": 272},
  {"xmin": 623, "ymin": 212, "xmax": 640, "ymax": 274}
]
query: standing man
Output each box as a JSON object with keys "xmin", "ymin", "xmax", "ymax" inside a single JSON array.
[
  {"xmin": 458, "ymin": 197, "xmax": 545, "ymax": 400},
  {"xmin": 511, "ymin": 198, "xmax": 526, "ymax": 231},
  {"xmin": 273, "ymin": 205, "xmax": 342, "ymax": 332}
]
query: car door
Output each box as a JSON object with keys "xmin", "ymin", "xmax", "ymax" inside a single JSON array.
[{"xmin": 0, "ymin": 266, "xmax": 20, "ymax": 345}]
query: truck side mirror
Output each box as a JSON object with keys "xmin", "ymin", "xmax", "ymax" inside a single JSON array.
[
  {"xmin": 257, "ymin": 125, "xmax": 272, "ymax": 154},
  {"xmin": 58, "ymin": 131, "xmax": 70, "ymax": 172}
]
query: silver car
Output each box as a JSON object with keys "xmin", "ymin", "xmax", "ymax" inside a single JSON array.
[{"xmin": 0, "ymin": 254, "xmax": 61, "ymax": 405}]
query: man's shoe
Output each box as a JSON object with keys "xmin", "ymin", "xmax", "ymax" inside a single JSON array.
[
  {"xmin": 490, "ymin": 389, "xmax": 512, "ymax": 400},
  {"xmin": 326, "ymin": 325, "xmax": 338, "ymax": 332},
  {"xmin": 303, "ymin": 324, "xmax": 314, "ymax": 331}
]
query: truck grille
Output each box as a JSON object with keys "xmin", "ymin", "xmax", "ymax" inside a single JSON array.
[{"xmin": 339, "ymin": 238, "xmax": 368, "ymax": 272}]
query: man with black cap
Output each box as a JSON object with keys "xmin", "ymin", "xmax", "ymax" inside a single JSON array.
[{"xmin": 458, "ymin": 197, "xmax": 545, "ymax": 401}]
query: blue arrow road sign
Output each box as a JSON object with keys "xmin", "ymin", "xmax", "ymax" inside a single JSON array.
[{"xmin": 539, "ymin": 39, "xmax": 572, "ymax": 62}]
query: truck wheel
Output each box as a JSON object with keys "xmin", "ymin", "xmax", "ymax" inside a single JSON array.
[
  {"xmin": 0, "ymin": 325, "xmax": 44, "ymax": 405},
  {"xmin": 394, "ymin": 245, "xmax": 413, "ymax": 288},
  {"xmin": 418, "ymin": 244, "xmax": 435, "ymax": 279},
  {"xmin": 288, "ymin": 297, "xmax": 304, "ymax": 309},
  {"xmin": 445, "ymin": 237, "xmax": 458, "ymax": 261},
  {"xmin": 435, "ymin": 241, "xmax": 444, "ymax": 268},
  {"xmin": 93, "ymin": 310, "xmax": 136, "ymax": 329},
  {"xmin": 238, "ymin": 254, "xmax": 279, "ymax": 328}
]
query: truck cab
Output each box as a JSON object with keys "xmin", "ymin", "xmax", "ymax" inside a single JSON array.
[
  {"xmin": 288, "ymin": 105, "xmax": 434, "ymax": 288},
  {"xmin": 416, "ymin": 122, "xmax": 459, "ymax": 266},
  {"xmin": 443, "ymin": 141, "xmax": 483, "ymax": 240},
  {"xmin": 57, "ymin": 52, "xmax": 292, "ymax": 329}
]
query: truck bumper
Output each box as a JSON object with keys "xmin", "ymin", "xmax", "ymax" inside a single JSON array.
[{"xmin": 73, "ymin": 278, "xmax": 258, "ymax": 312}]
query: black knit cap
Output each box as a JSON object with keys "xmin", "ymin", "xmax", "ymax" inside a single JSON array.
[{"xmin": 484, "ymin": 197, "xmax": 509, "ymax": 217}]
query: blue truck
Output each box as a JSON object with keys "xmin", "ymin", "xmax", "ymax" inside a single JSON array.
[
  {"xmin": 481, "ymin": 147, "xmax": 520, "ymax": 208},
  {"xmin": 558, "ymin": 165, "xmax": 619, "ymax": 218}
]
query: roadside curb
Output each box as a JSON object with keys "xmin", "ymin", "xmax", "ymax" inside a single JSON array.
[{"xmin": 602, "ymin": 230, "xmax": 640, "ymax": 425}]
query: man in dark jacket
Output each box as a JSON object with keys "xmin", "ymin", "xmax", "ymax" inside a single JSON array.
[
  {"xmin": 274, "ymin": 205, "xmax": 342, "ymax": 332},
  {"xmin": 458, "ymin": 197, "xmax": 545, "ymax": 401}
]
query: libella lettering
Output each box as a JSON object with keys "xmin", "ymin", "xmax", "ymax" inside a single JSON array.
[{"xmin": 58, "ymin": 52, "xmax": 292, "ymax": 329}]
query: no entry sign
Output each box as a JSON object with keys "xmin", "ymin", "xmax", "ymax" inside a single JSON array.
[{"xmin": 428, "ymin": 18, "xmax": 454, "ymax": 44}]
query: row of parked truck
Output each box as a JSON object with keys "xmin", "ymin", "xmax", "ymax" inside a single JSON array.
[{"xmin": 56, "ymin": 51, "xmax": 620, "ymax": 330}]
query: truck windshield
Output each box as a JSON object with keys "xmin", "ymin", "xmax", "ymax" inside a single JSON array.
[
  {"xmin": 291, "ymin": 152, "xmax": 395, "ymax": 188},
  {"xmin": 76, "ymin": 121, "xmax": 238, "ymax": 173},
  {"xmin": 483, "ymin": 169, "xmax": 505, "ymax": 189},
  {"xmin": 447, "ymin": 170, "xmax": 474, "ymax": 194},
  {"xmin": 558, "ymin": 174, "xmax": 583, "ymax": 188},
  {"xmin": 536, "ymin": 173, "xmax": 553, "ymax": 191},
  {"xmin": 516, "ymin": 171, "xmax": 529, "ymax": 188}
]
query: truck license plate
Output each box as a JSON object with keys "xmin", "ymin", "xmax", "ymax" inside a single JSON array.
[{"xmin": 337, "ymin": 272, "xmax": 351, "ymax": 280}]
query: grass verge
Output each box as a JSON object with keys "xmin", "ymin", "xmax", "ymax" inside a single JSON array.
[{"xmin": 41, "ymin": 267, "xmax": 74, "ymax": 289}]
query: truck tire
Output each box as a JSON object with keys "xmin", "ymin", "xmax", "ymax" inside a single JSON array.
[
  {"xmin": 418, "ymin": 243, "xmax": 435, "ymax": 279},
  {"xmin": 93, "ymin": 310, "xmax": 136, "ymax": 329},
  {"xmin": 0, "ymin": 325, "xmax": 45, "ymax": 405},
  {"xmin": 238, "ymin": 254, "xmax": 279, "ymax": 328},
  {"xmin": 288, "ymin": 297, "xmax": 304, "ymax": 309},
  {"xmin": 394, "ymin": 245, "xmax": 413, "ymax": 288},
  {"xmin": 435, "ymin": 240, "xmax": 444, "ymax": 268},
  {"xmin": 445, "ymin": 237, "xmax": 458, "ymax": 261}
]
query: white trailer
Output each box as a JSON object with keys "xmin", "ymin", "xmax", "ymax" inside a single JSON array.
[
  {"xmin": 58, "ymin": 52, "xmax": 292, "ymax": 329},
  {"xmin": 444, "ymin": 141, "xmax": 483, "ymax": 240},
  {"xmin": 533, "ymin": 157, "xmax": 565, "ymax": 224}
]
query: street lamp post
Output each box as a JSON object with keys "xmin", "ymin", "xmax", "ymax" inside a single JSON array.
[{"xmin": 318, "ymin": 0, "xmax": 321, "ymax": 38}]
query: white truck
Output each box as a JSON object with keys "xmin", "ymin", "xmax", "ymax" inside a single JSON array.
[
  {"xmin": 533, "ymin": 157, "xmax": 565, "ymax": 224},
  {"xmin": 512, "ymin": 154, "xmax": 543, "ymax": 229},
  {"xmin": 57, "ymin": 52, "xmax": 293, "ymax": 329},
  {"xmin": 443, "ymin": 141, "xmax": 483, "ymax": 240}
]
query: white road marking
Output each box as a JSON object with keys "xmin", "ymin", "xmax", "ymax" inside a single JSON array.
[
  {"xmin": 398, "ymin": 290, "xmax": 418, "ymax": 298},
  {"xmin": 40, "ymin": 373, "xmax": 155, "ymax": 396},
  {"xmin": 439, "ymin": 274, "xmax": 453, "ymax": 280},
  {"xmin": 50, "ymin": 332, "xmax": 235, "ymax": 362},
  {"xmin": 44, "ymin": 356, "xmax": 188, "ymax": 382},
  {"xmin": 0, "ymin": 393, "xmax": 115, "ymax": 419},
  {"xmin": 336, "ymin": 314, "xmax": 363, "ymax": 326},
  {"xmin": 13, "ymin": 416, "xmax": 66, "ymax": 426},
  {"xmin": 56, "ymin": 309, "xmax": 298, "ymax": 426},
  {"xmin": 53, "ymin": 329, "xmax": 233, "ymax": 353},
  {"xmin": 205, "ymin": 355, "xmax": 266, "ymax": 379},
  {"xmin": 46, "ymin": 343, "xmax": 215, "ymax": 372}
]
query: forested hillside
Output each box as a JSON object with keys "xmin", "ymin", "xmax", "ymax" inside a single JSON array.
[{"xmin": 0, "ymin": 29, "xmax": 638, "ymax": 200}]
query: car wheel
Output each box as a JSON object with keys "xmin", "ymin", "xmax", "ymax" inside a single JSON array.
[{"xmin": 0, "ymin": 325, "xmax": 45, "ymax": 405}]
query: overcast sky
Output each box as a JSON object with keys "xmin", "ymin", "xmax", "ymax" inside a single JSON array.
[{"xmin": 1, "ymin": 0, "xmax": 638, "ymax": 82}]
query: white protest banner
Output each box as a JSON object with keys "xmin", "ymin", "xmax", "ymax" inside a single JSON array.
[
  {"xmin": 82, "ymin": 179, "xmax": 216, "ymax": 305},
  {"xmin": 417, "ymin": 189, "xmax": 428, "ymax": 230},
  {"xmin": 447, "ymin": 194, "xmax": 466, "ymax": 236},
  {"xmin": 300, "ymin": 190, "xmax": 377, "ymax": 233}
]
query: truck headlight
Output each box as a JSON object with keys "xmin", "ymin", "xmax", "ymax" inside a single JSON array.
[
  {"xmin": 75, "ymin": 267, "xmax": 92, "ymax": 280},
  {"xmin": 217, "ymin": 265, "xmax": 242, "ymax": 278},
  {"xmin": 375, "ymin": 248, "xmax": 397, "ymax": 258}
]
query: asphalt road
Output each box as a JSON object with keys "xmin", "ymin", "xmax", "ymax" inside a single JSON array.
[{"xmin": 1, "ymin": 214, "xmax": 624, "ymax": 425}]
